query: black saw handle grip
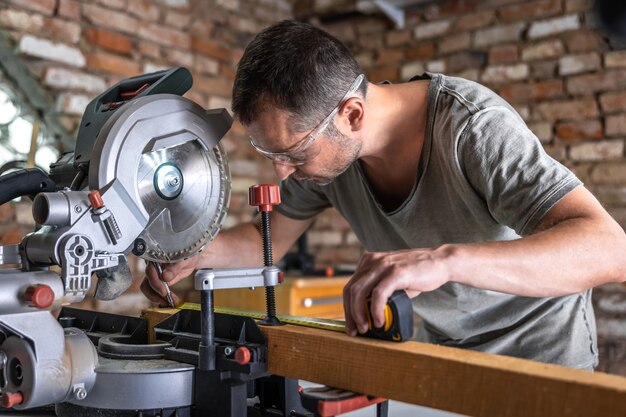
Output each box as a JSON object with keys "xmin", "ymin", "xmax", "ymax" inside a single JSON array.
[{"xmin": 0, "ymin": 168, "xmax": 56, "ymax": 206}]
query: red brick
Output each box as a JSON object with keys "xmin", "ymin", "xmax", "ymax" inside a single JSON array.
[
  {"xmin": 58, "ymin": 0, "xmax": 80, "ymax": 20},
  {"xmin": 474, "ymin": 22, "xmax": 525, "ymax": 48},
  {"xmin": 567, "ymin": 70, "xmax": 626, "ymax": 95},
  {"xmin": 138, "ymin": 41, "xmax": 160, "ymax": 59},
  {"xmin": 367, "ymin": 67, "xmax": 399, "ymax": 83},
  {"xmin": 563, "ymin": 29, "xmax": 609, "ymax": 53},
  {"xmin": 386, "ymin": 29, "xmax": 411, "ymax": 47},
  {"xmin": 499, "ymin": 80, "xmax": 563, "ymax": 102},
  {"xmin": 0, "ymin": 228, "xmax": 23, "ymax": 245},
  {"xmin": 499, "ymin": 0, "xmax": 562, "ymax": 22},
  {"xmin": 489, "ymin": 44, "xmax": 518, "ymax": 65},
  {"xmin": 0, "ymin": 9, "xmax": 44, "ymax": 32},
  {"xmin": 405, "ymin": 42, "xmax": 435, "ymax": 60},
  {"xmin": 531, "ymin": 61, "xmax": 558, "ymax": 79},
  {"xmin": 521, "ymin": 40, "xmax": 565, "ymax": 61},
  {"xmin": 43, "ymin": 17, "xmax": 81, "ymax": 44},
  {"xmin": 127, "ymin": 0, "xmax": 160, "ymax": 22},
  {"xmin": 438, "ymin": 32, "xmax": 471, "ymax": 55},
  {"xmin": 194, "ymin": 75, "xmax": 232, "ymax": 97},
  {"xmin": 535, "ymin": 98, "xmax": 598, "ymax": 121},
  {"xmin": 165, "ymin": 49, "xmax": 193, "ymax": 67},
  {"xmin": 423, "ymin": 0, "xmax": 478, "ymax": 20},
  {"xmin": 565, "ymin": 0, "xmax": 589, "ymax": 13},
  {"xmin": 354, "ymin": 17, "xmax": 387, "ymax": 35},
  {"xmin": 85, "ymin": 28, "xmax": 133, "ymax": 55},
  {"xmin": 0, "ymin": 204, "xmax": 15, "ymax": 222},
  {"xmin": 600, "ymin": 91, "xmax": 626, "ymax": 113},
  {"xmin": 86, "ymin": 52, "xmax": 140, "ymax": 76},
  {"xmin": 5, "ymin": 0, "xmax": 56, "ymax": 15},
  {"xmin": 138, "ymin": 23, "xmax": 190, "ymax": 48},
  {"xmin": 192, "ymin": 36, "xmax": 232, "ymax": 62},
  {"xmin": 83, "ymin": 4, "xmax": 139, "ymax": 35},
  {"xmin": 376, "ymin": 49, "xmax": 403, "ymax": 66},
  {"xmin": 219, "ymin": 64, "xmax": 236, "ymax": 81},
  {"xmin": 559, "ymin": 52, "xmax": 601, "ymax": 76},
  {"xmin": 555, "ymin": 119, "xmax": 603, "ymax": 141},
  {"xmin": 456, "ymin": 10, "xmax": 495, "ymax": 31},
  {"xmin": 228, "ymin": 15, "xmax": 260, "ymax": 35},
  {"xmin": 446, "ymin": 51, "xmax": 487, "ymax": 73},
  {"xmin": 95, "ymin": 0, "xmax": 126, "ymax": 9},
  {"xmin": 165, "ymin": 11, "xmax": 191, "ymax": 29},
  {"xmin": 358, "ymin": 33, "xmax": 384, "ymax": 50},
  {"xmin": 606, "ymin": 114, "xmax": 626, "ymax": 137},
  {"xmin": 606, "ymin": 51, "xmax": 626, "ymax": 69},
  {"xmin": 194, "ymin": 55, "xmax": 219, "ymax": 75}
]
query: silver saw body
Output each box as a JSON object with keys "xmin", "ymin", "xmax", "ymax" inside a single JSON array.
[{"xmin": 90, "ymin": 93, "xmax": 231, "ymax": 263}]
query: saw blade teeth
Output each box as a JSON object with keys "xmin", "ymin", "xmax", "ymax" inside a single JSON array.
[{"xmin": 135, "ymin": 139, "xmax": 231, "ymax": 263}]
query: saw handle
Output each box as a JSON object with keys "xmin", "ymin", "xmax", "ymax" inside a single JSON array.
[{"xmin": 0, "ymin": 168, "xmax": 56, "ymax": 205}]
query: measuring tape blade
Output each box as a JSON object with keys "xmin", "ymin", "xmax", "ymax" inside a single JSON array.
[{"xmin": 178, "ymin": 302, "xmax": 346, "ymax": 333}]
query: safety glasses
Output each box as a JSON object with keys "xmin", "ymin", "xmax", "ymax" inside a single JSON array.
[{"xmin": 249, "ymin": 74, "xmax": 365, "ymax": 166}]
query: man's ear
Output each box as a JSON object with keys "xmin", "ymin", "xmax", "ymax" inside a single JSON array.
[{"xmin": 341, "ymin": 97, "xmax": 365, "ymax": 132}]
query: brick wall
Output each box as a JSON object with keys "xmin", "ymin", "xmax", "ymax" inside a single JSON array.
[{"xmin": 0, "ymin": 0, "xmax": 624, "ymax": 374}]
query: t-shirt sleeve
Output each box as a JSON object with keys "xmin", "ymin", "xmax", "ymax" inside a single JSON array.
[
  {"xmin": 458, "ymin": 106, "xmax": 581, "ymax": 236},
  {"xmin": 276, "ymin": 177, "xmax": 332, "ymax": 220}
]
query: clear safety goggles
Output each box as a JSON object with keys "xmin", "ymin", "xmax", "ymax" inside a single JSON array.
[{"xmin": 249, "ymin": 74, "xmax": 365, "ymax": 166}]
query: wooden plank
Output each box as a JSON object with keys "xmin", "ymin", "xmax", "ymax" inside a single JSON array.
[{"xmin": 144, "ymin": 308, "xmax": 626, "ymax": 417}]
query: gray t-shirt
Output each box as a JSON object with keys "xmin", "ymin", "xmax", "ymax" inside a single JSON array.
[{"xmin": 276, "ymin": 73, "xmax": 598, "ymax": 369}]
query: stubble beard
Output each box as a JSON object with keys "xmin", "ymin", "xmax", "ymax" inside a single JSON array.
[{"xmin": 294, "ymin": 130, "xmax": 361, "ymax": 186}]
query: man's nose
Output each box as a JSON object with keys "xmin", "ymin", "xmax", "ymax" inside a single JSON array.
[{"xmin": 273, "ymin": 162, "xmax": 297, "ymax": 180}]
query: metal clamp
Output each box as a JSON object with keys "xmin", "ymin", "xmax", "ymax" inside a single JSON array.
[{"xmin": 194, "ymin": 266, "xmax": 281, "ymax": 291}]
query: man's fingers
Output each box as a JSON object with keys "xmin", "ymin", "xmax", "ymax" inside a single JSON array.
[
  {"xmin": 140, "ymin": 277, "xmax": 166, "ymax": 304},
  {"xmin": 342, "ymin": 285, "xmax": 357, "ymax": 337},
  {"xmin": 140, "ymin": 277, "xmax": 181, "ymax": 307}
]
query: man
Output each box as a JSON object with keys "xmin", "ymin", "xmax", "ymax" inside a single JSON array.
[{"xmin": 142, "ymin": 20, "xmax": 626, "ymax": 369}]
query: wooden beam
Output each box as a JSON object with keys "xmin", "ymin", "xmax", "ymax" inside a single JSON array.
[{"xmin": 144, "ymin": 308, "xmax": 626, "ymax": 417}]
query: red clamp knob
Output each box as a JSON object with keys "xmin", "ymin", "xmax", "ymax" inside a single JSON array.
[
  {"xmin": 23, "ymin": 284, "xmax": 55, "ymax": 309},
  {"xmin": 2, "ymin": 391, "xmax": 24, "ymax": 408},
  {"xmin": 88, "ymin": 190, "xmax": 104, "ymax": 209},
  {"xmin": 249, "ymin": 184, "xmax": 281, "ymax": 212},
  {"xmin": 235, "ymin": 346, "xmax": 251, "ymax": 365}
]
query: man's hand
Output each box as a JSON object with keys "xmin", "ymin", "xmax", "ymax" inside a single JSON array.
[
  {"xmin": 343, "ymin": 247, "xmax": 454, "ymax": 336},
  {"xmin": 141, "ymin": 255, "xmax": 201, "ymax": 306}
]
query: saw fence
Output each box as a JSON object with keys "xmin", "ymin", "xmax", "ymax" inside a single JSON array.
[{"xmin": 144, "ymin": 308, "xmax": 626, "ymax": 417}]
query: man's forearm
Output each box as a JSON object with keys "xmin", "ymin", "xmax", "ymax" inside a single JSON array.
[
  {"xmin": 197, "ymin": 223, "xmax": 265, "ymax": 268},
  {"xmin": 450, "ymin": 216, "xmax": 626, "ymax": 297}
]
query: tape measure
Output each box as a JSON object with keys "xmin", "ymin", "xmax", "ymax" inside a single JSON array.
[
  {"xmin": 179, "ymin": 303, "xmax": 347, "ymax": 333},
  {"xmin": 179, "ymin": 289, "xmax": 414, "ymax": 342},
  {"xmin": 364, "ymin": 290, "xmax": 414, "ymax": 342}
]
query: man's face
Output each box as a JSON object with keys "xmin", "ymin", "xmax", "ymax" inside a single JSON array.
[{"xmin": 247, "ymin": 107, "xmax": 361, "ymax": 185}]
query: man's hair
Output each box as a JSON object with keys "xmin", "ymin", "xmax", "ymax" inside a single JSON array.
[{"xmin": 232, "ymin": 20, "xmax": 367, "ymax": 132}]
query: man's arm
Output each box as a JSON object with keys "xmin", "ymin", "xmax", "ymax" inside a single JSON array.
[
  {"xmin": 344, "ymin": 185, "xmax": 626, "ymax": 335},
  {"xmin": 142, "ymin": 211, "xmax": 314, "ymax": 304}
]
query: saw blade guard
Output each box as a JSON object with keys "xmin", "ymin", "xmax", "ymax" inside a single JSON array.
[{"xmin": 89, "ymin": 94, "xmax": 232, "ymax": 263}]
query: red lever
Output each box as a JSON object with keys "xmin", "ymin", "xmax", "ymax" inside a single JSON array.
[
  {"xmin": 2, "ymin": 391, "xmax": 24, "ymax": 408},
  {"xmin": 88, "ymin": 190, "xmax": 104, "ymax": 209},
  {"xmin": 235, "ymin": 346, "xmax": 251, "ymax": 365},
  {"xmin": 248, "ymin": 184, "xmax": 281, "ymax": 212},
  {"xmin": 23, "ymin": 285, "xmax": 55, "ymax": 309}
]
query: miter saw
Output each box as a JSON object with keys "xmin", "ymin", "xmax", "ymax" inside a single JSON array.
[{"xmin": 0, "ymin": 67, "xmax": 296, "ymax": 417}]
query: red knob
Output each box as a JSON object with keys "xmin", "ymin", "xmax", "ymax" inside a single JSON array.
[
  {"xmin": 249, "ymin": 184, "xmax": 281, "ymax": 212},
  {"xmin": 23, "ymin": 284, "xmax": 55, "ymax": 309},
  {"xmin": 2, "ymin": 391, "xmax": 23, "ymax": 408},
  {"xmin": 235, "ymin": 346, "xmax": 251, "ymax": 365},
  {"xmin": 88, "ymin": 190, "xmax": 104, "ymax": 209}
]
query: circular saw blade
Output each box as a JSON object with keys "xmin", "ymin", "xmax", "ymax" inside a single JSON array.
[{"xmin": 136, "ymin": 140, "xmax": 230, "ymax": 263}]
